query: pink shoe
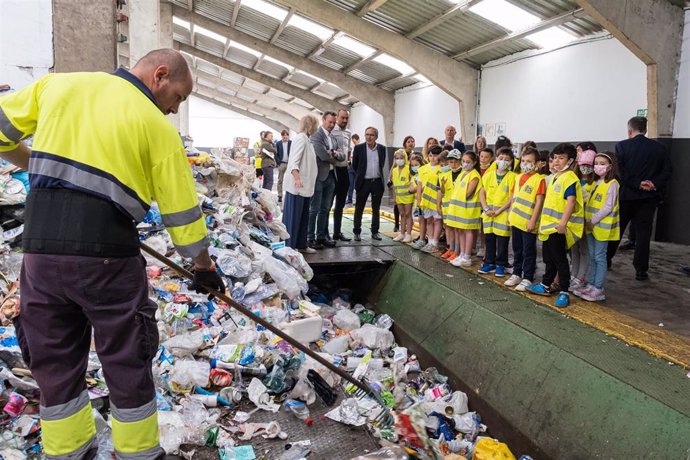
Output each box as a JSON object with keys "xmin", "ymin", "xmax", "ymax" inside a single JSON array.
[
  {"xmin": 581, "ymin": 287, "xmax": 606, "ymax": 302},
  {"xmin": 573, "ymin": 283, "xmax": 594, "ymax": 298}
]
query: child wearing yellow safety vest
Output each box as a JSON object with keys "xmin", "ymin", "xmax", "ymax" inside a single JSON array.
[
  {"xmin": 478, "ymin": 147, "xmax": 516, "ymax": 278},
  {"xmin": 570, "ymin": 148, "xmax": 596, "ymax": 293},
  {"xmin": 392, "ymin": 149, "xmax": 415, "ymax": 243},
  {"xmin": 504, "ymin": 147, "xmax": 546, "ymax": 291},
  {"xmin": 447, "ymin": 151, "xmax": 483, "ymax": 267},
  {"xmin": 412, "ymin": 145, "xmax": 443, "ymax": 252},
  {"xmin": 439, "ymin": 150, "xmax": 464, "ymax": 262},
  {"xmin": 390, "ymin": 136, "xmax": 416, "ymax": 232},
  {"xmin": 527, "ymin": 143, "xmax": 585, "ymax": 308},
  {"xmin": 575, "ymin": 152, "xmax": 620, "ymax": 302}
]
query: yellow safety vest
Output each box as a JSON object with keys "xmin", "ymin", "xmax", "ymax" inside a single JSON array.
[
  {"xmin": 0, "ymin": 71, "xmax": 207, "ymax": 258},
  {"xmin": 392, "ymin": 166, "xmax": 415, "ymax": 204},
  {"xmin": 538, "ymin": 170, "xmax": 584, "ymax": 248},
  {"xmin": 439, "ymin": 169, "xmax": 454, "ymax": 213},
  {"xmin": 445, "ymin": 169, "xmax": 482, "ymax": 230},
  {"xmin": 581, "ymin": 180, "xmax": 594, "ymax": 204},
  {"xmin": 508, "ymin": 172, "xmax": 545, "ymax": 233},
  {"xmin": 420, "ymin": 164, "xmax": 440, "ymax": 210},
  {"xmin": 482, "ymin": 169, "xmax": 516, "ymax": 237},
  {"xmin": 394, "ymin": 148, "xmax": 412, "ymax": 164},
  {"xmin": 585, "ymin": 179, "xmax": 620, "ymax": 241}
]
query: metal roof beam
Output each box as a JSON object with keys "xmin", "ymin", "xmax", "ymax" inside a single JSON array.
[
  {"xmin": 195, "ymin": 83, "xmax": 300, "ymax": 131},
  {"xmin": 357, "ymin": 0, "xmax": 389, "ymax": 17},
  {"xmin": 452, "ymin": 8, "xmax": 584, "ymax": 60},
  {"xmin": 231, "ymin": 0, "xmax": 241, "ymax": 27},
  {"xmin": 176, "ymin": 42, "xmax": 349, "ymax": 113},
  {"xmin": 344, "ymin": 50, "xmax": 382, "ymax": 74},
  {"xmin": 271, "ymin": 0, "xmax": 478, "ymax": 143},
  {"xmin": 307, "ymin": 31, "xmax": 339, "ymax": 59},
  {"xmin": 172, "ymin": 5, "xmax": 393, "ymax": 119},
  {"xmin": 406, "ymin": 0, "xmax": 482, "ymax": 39},
  {"xmin": 192, "ymin": 91, "xmax": 286, "ymax": 133},
  {"xmin": 270, "ymin": 8, "xmax": 295, "ymax": 44}
]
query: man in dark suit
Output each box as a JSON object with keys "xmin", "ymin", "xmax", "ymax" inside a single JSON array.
[
  {"xmin": 609, "ymin": 116, "xmax": 672, "ymax": 280},
  {"xmin": 307, "ymin": 111, "xmax": 344, "ymax": 249},
  {"xmin": 352, "ymin": 126, "xmax": 387, "ymax": 241},
  {"xmin": 440, "ymin": 125, "xmax": 466, "ymax": 153},
  {"xmin": 275, "ymin": 129, "xmax": 291, "ymax": 203}
]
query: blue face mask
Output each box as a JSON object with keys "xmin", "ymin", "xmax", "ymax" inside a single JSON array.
[
  {"xmin": 411, "ymin": 166, "xmax": 419, "ymax": 173},
  {"xmin": 441, "ymin": 165, "xmax": 451, "ymax": 173}
]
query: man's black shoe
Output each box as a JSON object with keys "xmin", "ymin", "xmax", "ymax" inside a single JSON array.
[
  {"xmin": 371, "ymin": 233, "xmax": 382, "ymax": 241},
  {"xmin": 354, "ymin": 234, "xmax": 362, "ymax": 242},
  {"xmin": 334, "ymin": 233, "xmax": 351, "ymax": 242},
  {"xmin": 635, "ymin": 271, "xmax": 649, "ymax": 281},
  {"xmin": 681, "ymin": 266, "xmax": 690, "ymax": 276},
  {"xmin": 619, "ymin": 240, "xmax": 635, "ymax": 250},
  {"xmin": 393, "ymin": 225, "xmax": 399, "ymax": 232},
  {"xmin": 319, "ymin": 239, "xmax": 337, "ymax": 248},
  {"xmin": 308, "ymin": 240, "xmax": 323, "ymax": 250}
]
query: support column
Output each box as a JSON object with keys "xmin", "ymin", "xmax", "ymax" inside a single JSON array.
[
  {"xmin": 575, "ymin": 0, "xmax": 684, "ymax": 137},
  {"xmin": 179, "ymin": 100, "xmax": 190, "ymax": 137},
  {"xmin": 53, "ymin": 0, "xmax": 116, "ymax": 72},
  {"xmin": 128, "ymin": 0, "xmax": 160, "ymax": 65},
  {"xmin": 158, "ymin": 2, "xmax": 183, "ymax": 131}
]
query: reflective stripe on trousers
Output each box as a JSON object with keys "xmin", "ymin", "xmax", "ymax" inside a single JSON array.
[{"xmin": 41, "ymin": 390, "xmax": 96, "ymax": 459}]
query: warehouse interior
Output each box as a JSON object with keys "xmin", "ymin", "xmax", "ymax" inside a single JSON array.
[{"xmin": 1, "ymin": 0, "xmax": 690, "ymax": 459}]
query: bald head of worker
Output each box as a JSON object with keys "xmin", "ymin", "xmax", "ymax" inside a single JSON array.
[{"xmin": 131, "ymin": 49, "xmax": 193, "ymax": 115}]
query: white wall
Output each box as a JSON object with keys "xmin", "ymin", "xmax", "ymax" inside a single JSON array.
[
  {"xmin": 673, "ymin": 10, "xmax": 690, "ymax": 138},
  {"xmin": 479, "ymin": 37, "xmax": 646, "ymax": 143},
  {"xmin": 350, "ymin": 103, "xmax": 386, "ymax": 144},
  {"xmin": 393, "ymin": 84, "xmax": 461, "ymax": 148},
  {"xmin": 189, "ymin": 96, "xmax": 277, "ymax": 148},
  {"xmin": 0, "ymin": 0, "xmax": 53, "ymax": 89}
]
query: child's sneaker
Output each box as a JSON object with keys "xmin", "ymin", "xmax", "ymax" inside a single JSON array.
[
  {"xmin": 411, "ymin": 239, "xmax": 425, "ymax": 250},
  {"xmin": 440, "ymin": 248, "xmax": 453, "ymax": 259},
  {"xmin": 515, "ymin": 279, "xmax": 532, "ymax": 291},
  {"xmin": 402, "ymin": 234, "xmax": 413, "ymax": 243},
  {"xmin": 504, "ymin": 274, "xmax": 522, "ymax": 287},
  {"xmin": 393, "ymin": 233, "xmax": 405, "ymax": 242},
  {"xmin": 581, "ymin": 287, "xmax": 606, "ymax": 302},
  {"xmin": 447, "ymin": 251, "xmax": 458, "ymax": 262},
  {"xmin": 460, "ymin": 256, "xmax": 473, "ymax": 266},
  {"xmin": 495, "ymin": 266, "xmax": 506, "ymax": 277},
  {"xmin": 554, "ymin": 291, "xmax": 570, "ymax": 308},
  {"xmin": 421, "ymin": 243, "xmax": 437, "ymax": 253},
  {"xmin": 526, "ymin": 283, "xmax": 551, "ymax": 296},
  {"xmin": 568, "ymin": 277, "xmax": 584, "ymax": 293},
  {"xmin": 478, "ymin": 264, "xmax": 496, "ymax": 274},
  {"xmin": 572, "ymin": 283, "xmax": 593, "ymax": 298}
]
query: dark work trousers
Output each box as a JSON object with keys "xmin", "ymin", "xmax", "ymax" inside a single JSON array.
[
  {"xmin": 262, "ymin": 166, "xmax": 274, "ymax": 191},
  {"xmin": 484, "ymin": 233, "xmax": 509, "ymax": 267},
  {"xmin": 608, "ymin": 198, "xmax": 657, "ymax": 273},
  {"xmin": 347, "ymin": 166, "xmax": 356, "ymax": 202},
  {"xmin": 16, "ymin": 253, "xmax": 163, "ymax": 458},
  {"xmin": 542, "ymin": 233, "xmax": 570, "ymax": 292},
  {"xmin": 353, "ymin": 178, "xmax": 384, "ymax": 236},
  {"xmin": 282, "ymin": 192, "xmax": 311, "ymax": 250},
  {"xmin": 331, "ymin": 166, "xmax": 350, "ymax": 236},
  {"xmin": 512, "ymin": 227, "xmax": 537, "ymax": 281},
  {"xmin": 308, "ymin": 172, "xmax": 336, "ymax": 242}
]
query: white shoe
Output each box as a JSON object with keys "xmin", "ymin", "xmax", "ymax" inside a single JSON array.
[
  {"xmin": 450, "ymin": 256, "xmax": 464, "ymax": 267},
  {"xmin": 515, "ymin": 279, "xmax": 531, "ymax": 291},
  {"xmin": 393, "ymin": 233, "xmax": 404, "ymax": 242},
  {"xmin": 460, "ymin": 256, "xmax": 472, "ymax": 267},
  {"xmin": 411, "ymin": 239, "xmax": 425, "ymax": 250},
  {"xmin": 421, "ymin": 243, "xmax": 437, "ymax": 253},
  {"xmin": 298, "ymin": 247, "xmax": 317, "ymax": 254},
  {"xmin": 402, "ymin": 234, "xmax": 413, "ymax": 243},
  {"xmin": 504, "ymin": 274, "xmax": 522, "ymax": 287}
]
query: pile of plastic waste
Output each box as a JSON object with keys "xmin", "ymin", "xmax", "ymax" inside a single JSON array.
[{"xmin": 0, "ymin": 153, "xmax": 525, "ymax": 459}]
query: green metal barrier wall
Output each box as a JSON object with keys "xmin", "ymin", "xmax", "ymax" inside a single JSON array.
[{"xmin": 370, "ymin": 261, "xmax": 690, "ymax": 459}]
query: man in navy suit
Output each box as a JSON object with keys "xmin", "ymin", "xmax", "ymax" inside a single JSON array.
[
  {"xmin": 352, "ymin": 127, "xmax": 387, "ymax": 241},
  {"xmin": 610, "ymin": 116, "xmax": 672, "ymax": 281},
  {"xmin": 440, "ymin": 125, "xmax": 465, "ymax": 153},
  {"xmin": 275, "ymin": 129, "xmax": 291, "ymax": 203}
]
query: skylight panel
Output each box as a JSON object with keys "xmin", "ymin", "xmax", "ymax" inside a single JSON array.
[
  {"xmin": 242, "ymin": 0, "xmax": 288, "ymax": 21},
  {"xmin": 469, "ymin": 0, "xmax": 539, "ymax": 32},
  {"xmin": 374, "ymin": 53, "xmax": 415, "ymax": 75},
  {"xmin": 288, "ymin": 15, "xmax": 334, "ymax": 41},
  {"xmin": 264, "ymin": 56, "xmax": 294, "ymax": 71},
  {"xmin": 229, "ymin": 41, "xmax": 262, "ymax": 57},
  {"xmin": 526, "ymin": 27, "xmax": 577, "ymax": 50},
  {"xmin": 172, "ymin": 16, "xmax": 190, "ymax": 29},
  {"xmin": 332, "ymin": 35, "xmax": 376, "ymax": 58},
  {"xmin": 194, "ymin": 25, "xmax": 226, "ymax": 43}
]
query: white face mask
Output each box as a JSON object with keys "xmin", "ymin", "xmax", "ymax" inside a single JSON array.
[
  {"xmin": 496, "ymin": 159, "xmax": 510, "ymax": 171},
  {"xmin": 520, "ymin": 162, "xmax": 535, "ymax": 173},
  {"xmin": 396, "ymin": 159, "xmax": 405, "ymax": 166},
  {"xmin": 557, "ymin": 160, "xmax": 573, "ymax": 172},
  {"xmin": 579, "ymin": 165, "xmax": 593, "ymax": 175}
]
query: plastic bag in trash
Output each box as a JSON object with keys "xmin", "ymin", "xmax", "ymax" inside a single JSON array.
[
  {"xmin": 217, "ymin": 248, "xmax": 253, "ymax": 279},
  {"xmin": 473, "ymin": 438, "xmax": 516, "ymax": 460},
  {"xmin": 350, "ymin": 323, "xmax": 394, "ymax": 350},
  {"xmin": 262, "ymin": 257, "xmax": 307, "ymax": 299},
  {"xmin": 333, "ymin": 309, "xmax": 361, "ymax": 331},
  {"xmin": 273, "ymin": 247, "xmax": 313, "ymax": 281},
  {"xmin": 169, "ymin": 360, "xmax": 210, "ymax": 390},
  {"xmin": 350, "ymin": 446, "xmax": 409, "ymax": 459}
]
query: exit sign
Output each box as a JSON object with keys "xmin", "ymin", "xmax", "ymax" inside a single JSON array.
[{"xmin": 637, "ymin": 109, "xmax": 648, "ymax": 117}]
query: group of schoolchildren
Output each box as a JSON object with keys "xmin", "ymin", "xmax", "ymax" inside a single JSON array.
[{"xmin": 390, "ymin": 137, "xmax": 620, "ymax": 308}]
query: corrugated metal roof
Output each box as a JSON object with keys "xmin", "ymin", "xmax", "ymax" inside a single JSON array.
[
  {"xmin": 380, "ymin": 76, "xmax": 420, "ymax": 92},
  {"xmin": 194, "ymin": 0, "xmax": 235, "ymax": 25},
  {"xmin": 220, "ymin": 71, "xmax": 245, "ymax": 85},
  {"xmin": 195, "ymin": 34, "xmax": 225, "ymax": 57},
  {"xmin": 242, "ymin": 80, "xmax": 270, "ymax": 93},
  {"xmin": 225, "ymin": 48, "xmax": 260, "ymax": 68},
  {"xmin": 196, "ymin": 59, "xmax": 221, "ymax": 75},
  {"xmin": 288, "ymin": 72, "xmax": 320, "ymax": 88},
  {"xmin": 255, "ymin": 60, "xmax": 290, "ymax": 79},
  {"xmin": 318, "ymin": 45, "xmax": 362, "ymax": 69},
  {"xmin": 356, "ymin": 60, "xmax": 401, "ymax": 84},
  {"xmin": 416, "ymin": 13, "xmax": 507, "ymax": 56},
  {"xmin": 324, "ymin": 0, "xmax": 367, "ymax": 13},
  {"xmin": 234, "ymin": 6, "xmax": 281, "ymax": 41},
  {"xmin": 266, "ymin": 88, "xmax": 293, "ymax": 100},
  {"xmin": 364, "ymin": 0, "xmax": 447, "ymax": 35},
  {"xmin": 273, "ymin": 26, "xmax": 322, "ymax": 56}
]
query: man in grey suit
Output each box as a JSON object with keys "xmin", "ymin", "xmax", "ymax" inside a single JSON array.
[{"xmin": 307, "ymin": 111, "xmax": 345, "ymax": 249}]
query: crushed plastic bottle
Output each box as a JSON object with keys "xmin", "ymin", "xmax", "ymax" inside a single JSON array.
[
  {"xmin": 283, "ymin": 399, "xmax": 313, "ymax": 426},
  {"xmin": 339, "ymin": 398, "xmax": 361, "ymax": 425}
]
